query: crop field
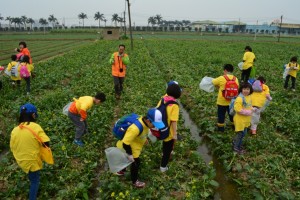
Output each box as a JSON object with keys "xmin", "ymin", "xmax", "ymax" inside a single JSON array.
[
  {"xmin": 0, "ymin": 33, "xmax": 98, "ymax": 65},
  {"xmin": 0, "ymin": 34, "xmax": 299, "ymax": 199}
]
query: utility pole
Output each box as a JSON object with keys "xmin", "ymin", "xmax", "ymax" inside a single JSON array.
[
  {"xmin": 238, "ymin": 18, "xmax": 240, "ymax": 33},
  {"xmin": 124, "ymin": 11, "xmax": 127, "ymax": 37},
  {"xmin": 126, "ymin": 0, "xmax": 133, "ymax": 49},
  {"xmin": 278, "ymin": 15, "xmax": 283, "ymax": 42},
  {"xmin": 254, "ymin": 20, "xmax": 258, "ymax": 41}
]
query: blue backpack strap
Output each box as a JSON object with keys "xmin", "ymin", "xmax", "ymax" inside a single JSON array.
[
  {"xmin": 159, "ymin": 98, "xmax": 178, "ymax": 128},
  {"xmin": 133, "ymin": 119, "xmax": 143, "ymax": 135}
]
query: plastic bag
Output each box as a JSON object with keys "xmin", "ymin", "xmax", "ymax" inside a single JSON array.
[
  {"xmin": 148, "ymin": 131, "xmax": 157, "ymax": 143},
  {"xmin": 283, "ymin": 66, "xmax": 289, "ymax": 79},
  {"xmin": 62, "ymin": 102, "xmax": 72, "ymax": 116},
  {"xmin": 260, "ymin": 100, "xmax": 270, "ymax": 112},
  {"xmin": 249, "ymin": 66, "xmax": 256, "ymax": 79},
  {"xmin": 199, "ymin": 76, "xmax": 214, "ymax": 93},
  {"xmin": 4, "ymin": 69, "xmax": 11, "ymax": 76},
  {"xmin": 238, "ymin": 62, "xmax": 243, "ymax": 70},
  {"xmin": 105, "ymin": 147, "xmax": 133, "ymax": 173}
]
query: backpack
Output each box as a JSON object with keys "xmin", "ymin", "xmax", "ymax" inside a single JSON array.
[
  {"xmin": 112, "ymin": 113, "xmax": 143, "ymax": 140},
  {"xmin": 20, "ymin": 64, "xmax": 30, "ymax": 78},
  {"xmin": 229, "ymin": 94, "xmax": 246, "ymax": 116},
  {"xmin": 11, "ymin": 63, "xmax": 20, "ymax": 77},
  {"xmin": 222, "ymin": 75, "xmax": 239, "ymax": 101},
  {"xmin": 252, "ymin": 80, "xmax": 263, "ymax": 92},
  {"xmin": 151, "ymin": 98, "xmax": 179, "ymax": 140}
]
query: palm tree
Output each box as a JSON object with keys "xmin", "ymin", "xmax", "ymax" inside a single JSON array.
[
  {"xmin": 111, "ymin": 14, "xmax": 119, "ymax": 27},
  {"xmin": 48, "ymin": 14, "xmax": 57, "ymax": 29},
  {"xmin": 0, "ymin": 15, "xmax": 3, "ymax": 29},
  {"xmin": 12, "ymin": 17, "xmax": 22, "ymax": 30},
  {"xmin": 148, "ymin": 16, "xmax": 156, "ymax": 29},
  {"xmin": 26, "ymin": 18, "xmax": 35, "ymax": 30},
  {"xmin": 94, "ymin": 12, "xmax": 104, "ymax": 28},
  {"xmin": 103, "ymin": 18, "xmax": 107, "ymax": 27},
  {"xmin": 21, "ymin": 15, "xmax": 27, "ymax": 30},
  {"xmin": 39, "ymin": 18, "xmax": 48, "ymax": 33},
  {"xmin": 118, "ymin": 17, "xmax": 124, "ymax": 27},
  {"xmin": 154, "ymin": 14, "xmax": 162, "ymax": 26},
  {"xmin": 78, "ymin": 12, "xmax": 87, "ymax": 28},
  {"xmin": 5, "ymin": 16, "xmax": 13, "ymax": 30}
]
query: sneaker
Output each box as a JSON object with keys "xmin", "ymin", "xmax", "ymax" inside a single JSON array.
[
  {"xmin": 133, "ymin": 180, "xmax": 145, "ymax": 188},
  {"xmin": 233, "ymin": 148, "xmax": 246, "ymax": 155},
  {"xmin": 115, "ymin": 171, "xmax": 125, "ymax": 176},
  {"xmin": 73, "ymin": 139, "xmax": 84, "ymax": 147},
  {"xmin": 292, "ymin": 89, "xmax": 296, "ymax": 92},
  {"xmin": 160, "ymin": 166, "xmax": 169, "ymax": 172},
  {"xmin": 115, "ymin": 94, "xmax": 121, "ymax": 100}
]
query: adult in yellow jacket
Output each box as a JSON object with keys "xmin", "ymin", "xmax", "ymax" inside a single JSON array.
[
  {"xmin": 241, "ymin": 46, "xmax": 256, "ymax": 83},
  {"xmin": 116, "ymin": 108, "xmax": 165, "ymax": 188},
  {"xmin": 232, "ymin": 83, "xmax": 253, "ymax": 154},
  {"xmin": 284, "ymin": 56, "xmax": 299, "ymax": 91},
  {"xmin": 109, "ymin": 44, "xmax": 130, "ymax": 99},
  {"xmin": 212, "ymin": 64, "xmax": 239, "ymax": 132},
  {"xmin": 10, "ymin": 103, "xmax": 50, "ymax": 200},
  {"xmin": 68, "ymin": 92, "xmax": 106, "ymax": 146}
]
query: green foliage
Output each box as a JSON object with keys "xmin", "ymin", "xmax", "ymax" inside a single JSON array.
[{"xmin": 1, "ymin": 36, "xmax": 300, "ymax": 199}]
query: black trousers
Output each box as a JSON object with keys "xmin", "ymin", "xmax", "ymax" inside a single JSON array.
[
  {"xmin": 131, "ymin": 158, "xmax": 140, "ymax": 183},
  {"xmin": 217, "ymin": 105, "xmax": 233, "ymax": 132},
  {"xmin": 284, "ymin": 75, "xmax": 296, "ymax": 89},
  {"xmin": 113, "ymin": 76, "xmax": 125, "ymax": 95},
  {"xmin": 161, "ymin": 139, "xmax": 175, "ymax": 167},
  {"xmin": 241, "ymin": 67, "xmax": 252, "ymax": 83}
]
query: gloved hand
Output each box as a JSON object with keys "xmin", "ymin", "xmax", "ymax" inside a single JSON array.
[{"xmin": 127, "ymin": 155, "xmax": 134, "ymax": 162}]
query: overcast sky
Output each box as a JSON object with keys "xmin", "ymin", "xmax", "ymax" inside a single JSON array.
[{"xmin": 1, "ymin": 0, "xmax": 299, "ymax": 26}]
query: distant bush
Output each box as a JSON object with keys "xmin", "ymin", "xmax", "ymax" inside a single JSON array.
[{"xmin": 50, "ymin": 29, "xmax": 102, "ymax": 34}]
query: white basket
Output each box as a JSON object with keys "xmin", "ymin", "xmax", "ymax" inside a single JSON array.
[
  {"xmin": 105, "ymin": 147, "xmax": 133, "ymax": 173},
  {"xmin": 62, "ymin": 102, "xmax": 72, "ymax": 116},
  {"xmin": 199, "ymin": 76, "xmax": 214, "ymax": 93}
]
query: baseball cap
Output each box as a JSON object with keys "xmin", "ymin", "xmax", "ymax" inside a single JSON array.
[
  {"xmin": 167, "ymin": 80, "xmax": 182, "ymax": 92},
  {"xmin": 147, "ymin": 108, "xmax": 165, "ymax": 129},
  {"xmin": 20, "ymin": 103, "xmax": 38, "ymax": 117},
  {"xmin": 167, "ymin": 80, "xmax": 179, "ymax": 87}
]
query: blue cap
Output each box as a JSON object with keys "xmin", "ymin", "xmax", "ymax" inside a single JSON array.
[
  {"xmin": 20, "ymin": 103, "xmax": 38, "ymax": 117},
  {"xmin": 147, "ymin": 108, "xmax": 165, "ymax": 129},
  {"xmin": 167, "ymin": 80, "xmax": 179, "ymax": 86},
  {"xmin": 167, "ymin": 80, "xmax": 182, "ymax": 91}
]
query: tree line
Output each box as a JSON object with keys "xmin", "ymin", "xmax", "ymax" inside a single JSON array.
[{"xmin": 0, "ymin": 12, "xmax": 128, "ymax": 31}]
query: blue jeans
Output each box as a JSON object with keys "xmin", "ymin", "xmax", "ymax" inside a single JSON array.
[
  {"xmin": 28, "ymin": 170, "xmax": 40, "ymax": 200},
  {"xmin": 233, "ymin": 128, "xmax": 247, "ymax": 150}
]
